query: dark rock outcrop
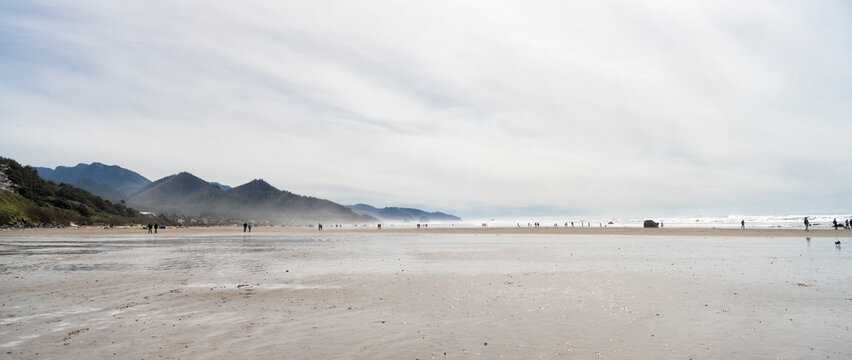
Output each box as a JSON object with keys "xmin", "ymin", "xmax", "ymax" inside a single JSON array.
[{"xmin": 643, "ymin": 220, "xmax": 659, "ymax": 228}]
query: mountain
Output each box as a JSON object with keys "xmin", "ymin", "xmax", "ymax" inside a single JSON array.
[
  {"xmin": 31, "ymin": 161, "xmax": 448, "ymax": 224},
  {"xmin": 209, "ymin": 182, "xmax": 231, "ymax": 190},
  {"xmin": 74, "ymin": 178, "xmax": 128, "ymax": 202},
  {"xmin": 125, "ymin": 172, "xmax": 223, "ymax": 215},
  {"xmin": 127, "ymin": 174, "xmax": 375, "ymax": 224},
  {"xmin": 36, "ymin": 162, "xmax": 151, "ymax": 201},
  {"xmin": 1, "ymin": 157, "xmax": 144, "ymax": 227},
  {"xmin": 347, "ymin": 203, "xmax": 461, "ymax": 222}
]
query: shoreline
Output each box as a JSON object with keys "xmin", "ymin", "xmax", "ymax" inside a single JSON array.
[
  {"xmin": 2, "ymin": 223, "xmax": 850, "ymax": 358},
  {"xmin": 1, "ymin": 225, "xmax": 850, "ymax": 237}
]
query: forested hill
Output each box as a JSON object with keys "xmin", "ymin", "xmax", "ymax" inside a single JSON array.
[
  {"xmin": 126, "ymin": 173, "xmax": 375, "ymax": 224},
  {"xmin": 0, "ymin": 157, "xmax": 145, "ymax": 227}
]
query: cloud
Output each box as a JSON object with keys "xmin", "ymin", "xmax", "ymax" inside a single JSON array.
[{"xmin": 1, "ymin": 0, "xmax": 850, "ymax": 217}]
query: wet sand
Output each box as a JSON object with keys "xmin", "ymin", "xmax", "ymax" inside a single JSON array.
[{"xmin": 1, "ymin": 232, "xmax": 851, "ymax": 359}]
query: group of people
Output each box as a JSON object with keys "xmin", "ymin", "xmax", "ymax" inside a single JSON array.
[
  {"xmin": 804, "ymin": 217, "xmax": 851, "ymax": 231},
  {"xmin": 146, "ymin": 223, "xmax": 158, "ymax": 234},
  {"xmin": 243, "ymin": 222, "xmax": 252, "ymax": 232},
  {"xmin": 831, "ymin": 218, "xmax": 850, "ymax": 230}
]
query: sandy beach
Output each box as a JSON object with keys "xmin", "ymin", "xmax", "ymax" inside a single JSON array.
[
  {"xmin": 1, "ymin": 230, "xmax": 850, "ymax": 359},
  {"xmin": 1, "ymin": 224, "xmax": 849, "ymax": 237}
]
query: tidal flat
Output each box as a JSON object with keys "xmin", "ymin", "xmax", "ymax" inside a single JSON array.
[{"xmin": 1, "ymin": 233, "xmax": 850, "ymax": 359}]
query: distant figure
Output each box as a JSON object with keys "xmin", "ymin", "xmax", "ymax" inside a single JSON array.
[
  {"xmin": 804, "ymin": 217, "xmax": 810, "ymax": 231},
  {"xmin": 318, "ymin": 223, "xmax": 323, "ymax": 231},
  {"xmin": 660, "ymin": 222, "xmax": 664, "ymax": 228},
  {"xmin": 417, "ymin": 224, "xmax": 420, "ymax": 229},
  {"xmin": 154, "ymin": 223, "xmax": 158, "ymax": 234},
  {"xmin": 243, "ymin": 222, "xmax": 247, "ymax": 232},
  {"xmin": 147, "ymin": 223, "xmax": 153, "ymax": 234},
  {"xmin": 833, "ymin": 218, "xmax": 839, "ymax": 230},
  {"xmin": 846, "ymin": 219, "xmax": 850, "ymax": 229},
  {"xmin": 377, "ymin": 224, "xmax": 382, "ymax": 230},
  {"xmin": 248, "ymin": 223, "xmax": 252, "ymax": 232},
  {"xmin": 741, "ymin": 220, "xmax": 745, "ymax": 229},
  {"xmin": 571, "ymin": 222, "xmax": 574, "ymax": 227}
]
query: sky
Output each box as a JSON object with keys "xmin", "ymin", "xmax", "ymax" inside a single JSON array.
[{"xmin": 1, "ymin": 1, "xmax": 851, "ymax": 218}]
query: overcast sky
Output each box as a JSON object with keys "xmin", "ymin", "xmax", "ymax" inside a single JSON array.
[{"xmin": 1, "ymin": 1, "xmax": 850, "ymax": 218}]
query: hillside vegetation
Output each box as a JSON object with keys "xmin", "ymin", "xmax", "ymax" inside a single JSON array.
[{"xmin": 0, "ymin": 157, "xmax": 145, "ymax": 227}]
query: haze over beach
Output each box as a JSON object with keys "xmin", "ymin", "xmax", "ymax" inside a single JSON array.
[{"xmin": 1, "ymin": 1, "xmax": 852, "ymax": 359}]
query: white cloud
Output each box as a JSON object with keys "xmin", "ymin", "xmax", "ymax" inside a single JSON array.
[{"xmin": 1, "ymin": 0, "xmax": 850, "ymax": 217}]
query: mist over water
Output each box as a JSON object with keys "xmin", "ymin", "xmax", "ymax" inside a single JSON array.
[{"xmin": 383, "ymin": 213, "xmax": 852, "ymax": 230}]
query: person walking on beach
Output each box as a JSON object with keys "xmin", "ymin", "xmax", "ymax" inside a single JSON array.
[
  {"xmin": 147, "ymin": 223, "xmax": 152, "ymax": 234},
  {"xmin": 318, "ymin": 223, "xmax": 323, "ymax": 231},
  {"xmin": 833, "ymin": 218, "xmax": 839, "ymax": 230},
  {"xmin": 243, "ymin": 222, "xmax": 247, "ymax": 232},
  {"xmin": 741, "ymin": 220, "xmax": 745, "ymax": 229},
  {"xmin": 248, "ymin": 223, "xmax": 252, "ymax": 232},
  {"xmin": 804, "ymin": 217, "xmax": 810, "ymax": 231},
  {"xmin": 154, "ymin": 223, "xmax": 158, "ymax": 234}
]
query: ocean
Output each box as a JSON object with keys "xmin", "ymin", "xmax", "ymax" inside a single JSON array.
[{"xmin": 384, "ymin": 213, "xmax": 852, "ymax": 230}]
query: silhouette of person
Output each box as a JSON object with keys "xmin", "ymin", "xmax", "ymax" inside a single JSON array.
[
  {"xmin": 154, "ymin": 223, "xmax": 158, "ymax": 234},
  {"xmin": 741, "ymin": 220, "xmax": 745, "ymax": 229},
  {"xmin": 248, "ymin": 223, "xmax": 252, "ymax": 232},
  {"xmin": 804, "ymin": 217, "xmax": 810, "ymax": 231},
  {"xmin": 318, "ymin": 223, "xmax": 322, "ymax": 231},
  {"xmin": 147, "ymin": 223, "xmax": 152, "ymax": 234},
  {"xmin": 243, "ymin": 222, "xmax": 247, "ymax": 232},
  {"xmin": 833, "ymin": 218, "xmax": 838, "ymax": 230}
]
